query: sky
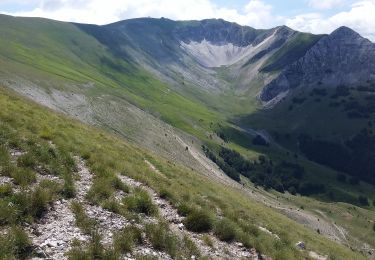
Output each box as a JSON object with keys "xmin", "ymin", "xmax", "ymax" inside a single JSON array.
[{"xmin": 1, "ymin": 0, "xmax": 375, "ymax": 41}]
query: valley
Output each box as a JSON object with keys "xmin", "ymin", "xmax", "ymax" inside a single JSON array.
[{"xmin": 0, "ymin": 13, "xmax": 375, "ymax": 259}]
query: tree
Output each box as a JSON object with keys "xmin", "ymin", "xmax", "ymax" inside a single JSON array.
[
  {"xmin": 337, "ymin": 173, "xmax": 346, "ymax": 183},
  {"xmin": 252, "ymin": 135, "xmax": 269, "ymax": 146},
  {"xmin": 358, "ymin": 195, "xmax": 369, "ymax": 206}
]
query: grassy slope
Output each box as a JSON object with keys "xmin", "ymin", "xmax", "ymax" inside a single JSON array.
[
  {"xmin": 0, "ymin": 14, "xmax": 374, "ymax": 255},
  {"xmin": 0, "ymin": 85, "xmax": 365, "ymax": 259},
  {"xmin": 0, "ymin": 14, "xmax": 222, "ymax": 139},
  {"xmin": 239, "ymin": 86, "xmax": 375, "ymax": 202},
  {"xmin": 261, "ymin": 32, "xmax": 323, "ymax": 72}
]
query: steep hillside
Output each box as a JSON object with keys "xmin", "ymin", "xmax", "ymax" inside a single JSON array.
[
  {"xmin": 1, "ymin": 14, "xmax": 375, "ymax": 258},
  {"xmin": 261, "ymin": 27, "xmax": 375, "ymax": 101},
  {"xmin": 0, "ymin": 86, "xmax": 366, "ymax": 259}
]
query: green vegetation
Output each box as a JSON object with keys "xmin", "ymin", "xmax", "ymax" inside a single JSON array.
[
  {"xmin": 262, "ymin": 32, "xmax": 323, "ymax": 72},
  {"xmin": 113, "ymin": 226, "xmax": 143, "ymax": 253},
  {"xmin": 0, "ymin": 85, "xmax": 367, "ymax": 259},
  {"xmin": 184, "ymin": 209, "xmax": 213, "ymax": 233},
  {"xmin": 0, "ymin": 226, "xmax": 32, "ymax": 259},
  {"xmin": 0, "ymin": 13, "xmax": 374, "ymax": 259},
  {"xmin": 145, "ymin": 221, "xmax": 200, "ymax": 259},
  {"xmin": 67, "ymin": 232, "xmax": 118, "ymax": 260},
  {"xmin": 214, "ymin": 218, "xmax": 238, "ymax": 242},
  {"xmin": 145, "ymin": 222, "xmax": 178, "ymax": 257},
  {"xmin": 202, "ymin": 234, "xmax": 214, "ymax": 247},
  {"xmin": 240, "ymin": 84, "xmax": 375, "ymax": 206},
  {"xmin": 71, "ymin": 201, "xmax": 97, "ymax": 234},
  {"xmin": 123, "ymin": 188, "xmax": 158, "ymax": 216}
]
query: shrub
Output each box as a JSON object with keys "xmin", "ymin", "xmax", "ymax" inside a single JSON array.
[
  {"xmin": 348, "ymin": 177, "xmax": 359, "ymax": 185},
  {"xmin": 114, "ymin": 226, "xmax": 143, "ymax": 253},
  {"xmin": 159, "ymin": 188, "xmax": 173, "ymax": 200},
  {"xmin": 214, "ymin": 218, "xmax": 237, "ymax": 242},
  {"xmin": 0, "ymin": 146, "xmax": 11, "ymax": 175},
  {"xmin": 358, "ymin": 195, "xmax": 369, "ymax": 206},
  {"xmin": 202, "ymin": 234, "xmax": 214, "ymax": 247},
  {"xmin": 145, "ymin": 222, "xmax": 177, "ymax": 257},
  {"xmin": 0, "ymin": 226, "xmax": 32, "ymax": 259},
  {"xmin": 177, "ymin": 202, "xmax": 193, "ymax": 216},
  {"xmin": 89, "ymin": 231, "xmax": 104, "ymax": 259},
  {"xmin": 11, "ymin": 168, "xmax": 36, "ymax": 187},
  {"xmin": 0, "ymin": 184, "xmax": 12, "ymax": 197},
  {"xmin": 102, "ymin": 199, "xmax": 121, "ymax": 214},
  {"xmin": 123, "ymin": 188, "xmax": 157, "ymax": 216},
  {"xmin": 112, "ymin": 176, "xmax": 129, "ymax": 193},
  {"xmin": 184, "ymin": 209, "xmax": 213, "ymax": 233},
  {"xmin": 336, "ymin": 173, "xmax": 346, "ymax": 183},
  {"xmin": 181, "ymin": 235, "xmax": 200, "ymax": 258},
  {"xmin": 17, "ymin": 153, "xmax": 36, "ymax": 169},
  {"xmin": 9, "ymin": 226, "xmax": 32, "ymax": 258},
  {"xmin": 30, "ymin": 187, "xmax": 54, "ymax": 218},
  {"xmin": 62, "ymin": 173, "xmax": 75, "ymax": 198},
  {"xmin": 87, "ymin": 178, "xmax": 113, "ymax": 203},
  {"xmin": 0, "ymin": 194, "xmax": 24, "ymax": 225},
  {"xmin": 67, "ymin": 238, "xmax": 118, "ymax": 260},
  {"xmin": 71, "ymin": 201, "xmax": 97, "ymax": 234}
]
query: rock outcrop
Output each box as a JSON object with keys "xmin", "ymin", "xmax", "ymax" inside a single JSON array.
[{"xmin": 261, "ymin": 26, "xmax": 375, "ymax": 101}]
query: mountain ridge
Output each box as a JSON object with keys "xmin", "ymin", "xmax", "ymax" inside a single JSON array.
[{"xmin": 0, "ymin": 14, "xmax": 375, "ymax": 258}]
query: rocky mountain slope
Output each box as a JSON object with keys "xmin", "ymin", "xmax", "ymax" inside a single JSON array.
[
  {"xmin": 2, "ymin": 86, "xmax": 363, "ymax": 259},
  {"xmin": 0, "ymin": 14, "xmax": 375, "ymax": 259},
  {"xmin": 261, "ymin": 26, "xmax": 375, "ymax": 101}
]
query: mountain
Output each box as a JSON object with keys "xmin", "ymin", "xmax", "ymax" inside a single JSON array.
[
  {"xmin": 0, "ymin": 14, "xmax": 375, "ymax": 258},
  {"xmin": 261, "ymin": 26, "xmax": 375, "ymax": 101}
]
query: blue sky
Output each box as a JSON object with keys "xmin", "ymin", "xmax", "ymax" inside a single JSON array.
[{"xmin": 1, "ymin": 0, "xmax": 374, "ymax": 40}]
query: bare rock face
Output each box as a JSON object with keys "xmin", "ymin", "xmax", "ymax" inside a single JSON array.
[{"xmin": 261, "ymin": 26, "xmax": 375, "ymax": 101}]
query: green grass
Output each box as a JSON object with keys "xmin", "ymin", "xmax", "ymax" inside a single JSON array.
[
  {"xmin": 71, "ymin": 201, "xmax": 97, "ymax": 235},
  {"xmin": 0, "ymin": 14, "xmax": 223, "ymax": 142},
  {"xmin": 122, "ymin": 187, "xmax": 158, "ymax": 216},
  {"xmin": 184, "ymin": 209, "xmax": 213, "ymax": 233},
  {"xmin": 0, "ymin": 86, "xmax": 367, "ymax": 259},
  {"xmin": 0, "ymin": 226, "xmax": 32, "ymax": 259},
  {"xmin": 261, "ymin": 32, "xmax": 323, "ymax": 72},
  {"xmin": 68, "ymin": 231, "xmax": 118, "ymax": 260},
  {"xmin": 113, "ymin": 226, "xmax": 143, "ymax": 253},
  {"xmin": 145, "ymin": 221, "xmax": 200, "ymax": 258},
  {"xmin": 214, "ymin": 218, "xmax": 238, "ymax": 242}
]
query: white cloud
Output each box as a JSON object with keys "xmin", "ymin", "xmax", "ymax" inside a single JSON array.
[
  {"xmin": 3, "ymin": 0, "xmax": 375, "ymax": 41},
  {"xmin": 308, "ymin": 0, "xmax": 345, "ymax": 10},
  {"xmin": 287, "ymin": 1, "xmax": 375, "ymax": 41},
  {"xmin": 3, "ymin": 0, "xmax": 282, "ymax": 29}
]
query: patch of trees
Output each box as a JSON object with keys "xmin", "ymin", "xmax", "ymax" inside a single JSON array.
[
  {"xmin": 202, "ymin": 146, "xmax": 240, "ymax": 181},
  {"xmin": 298, "ymin": 134, "xmax": 351, "ymax": 173},
  {"xmin": 330, "ymin": 85, "xmax": 350, "ymax": 99},
  {"xmin": 358, "ymin": 195, "xmax": 369, "ymax": 206},
  {"xmin": 343, "ymin": 100, "xmax": 375, "ymax": 119},
  {"xmin": 298, "ymin": 131, "xmax": 375, "ymax": 185},
  {"xmin": 292, "ymin": 97, "xmax": 306, "ymax": 104},
  {"xmin": 216, "ymin": 131, "xmax": 229, "ymax": 142},
  {"xmin": 252, "ymin": 135, "xmax": 269, "ymax": 146},
  {"xmin": 202, "ymin": 146, "xmax": 324, "ymax": 195},
  {"xmin": 310, "ymin": 88, "xmax": 327, "ymax": 97},
  {"xmin": 356, "ymin": 85, "xmax": 375, "ymax": 93}
]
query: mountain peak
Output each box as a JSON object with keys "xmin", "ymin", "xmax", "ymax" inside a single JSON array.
[{"xmin": 330, "ymin": 26, "xmax": 361, "ymax": 39}]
